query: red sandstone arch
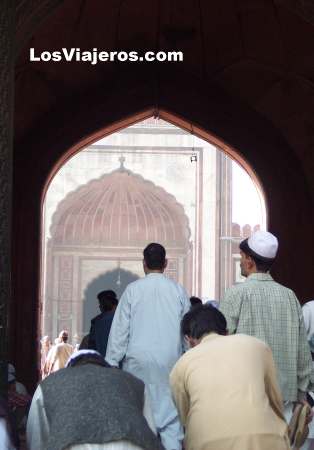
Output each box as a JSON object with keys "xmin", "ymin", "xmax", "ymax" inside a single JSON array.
[
  {"xmin": 13, "ymin": 81, "xmax": 314, "ymax": 391},
  {"xmin": 12, "ymin": 0, "xmax": 314, "ymax": 388}
]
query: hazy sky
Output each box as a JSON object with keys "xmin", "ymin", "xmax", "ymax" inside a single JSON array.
[{"xmin": 232, "ymin": 161, "xmax": 266, "ymax": 228}]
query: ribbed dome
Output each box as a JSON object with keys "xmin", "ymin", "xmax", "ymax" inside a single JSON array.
[{"xmin": 50, "ymin": 163, "xmax": 191, "ymax": 249}]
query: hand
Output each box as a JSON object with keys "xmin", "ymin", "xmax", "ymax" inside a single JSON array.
[{"xmin": 295, "ymin": 400, "xmax": 313, "ymax": 425}]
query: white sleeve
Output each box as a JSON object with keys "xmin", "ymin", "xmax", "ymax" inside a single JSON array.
[
  {"xmin": 26, "ymin": 385, "xmax": 50, "ymax": 450},
  {"xmin": 143, "ymin": 387, "xmax": 157, "ymax": 434},
  {"xmin": 181, "ymin": 287, "xmax": 191, "ymax": 352},
  {"xmin": 0, "ymin": 418, "xmax": 16, "ymax": 450},
  {"xmin": 303, "ymin": 303, "xmax": 312, "ymax": 336},
  {"xmin": 182, "ymin": 288, "xmax": 190, "ymax": 316},
  {"xmin": 105, "ymin": 288, "xmax": 131, "ymax": 366}
]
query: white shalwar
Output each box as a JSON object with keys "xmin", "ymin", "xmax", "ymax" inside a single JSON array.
[
  {"xmin": 27, "ymin": 385, "xmax": 156, "ymax": 450},
  {"xmin": 106, "ymin": 273, "xmax": 190, "ymax": 450}
]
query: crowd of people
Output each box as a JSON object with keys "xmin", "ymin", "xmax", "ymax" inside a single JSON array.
[{"xmin": 2, "ymin": 233, "xmax": 314, "ymax": 450}]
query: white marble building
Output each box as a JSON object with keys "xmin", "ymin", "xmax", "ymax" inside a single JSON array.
[{"xmin": 41, "ymin": 118, "xmax": 266, "ymax": 343}]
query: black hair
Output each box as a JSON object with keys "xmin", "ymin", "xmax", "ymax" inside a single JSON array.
[
  {"xmin": 181, "ymin": 304, "xmax": 227, "ymax": 339},
  {"xmin": 190, "ymin": 296, "xmax": 202, "ymax": 307},
  {"xmin": 97, "ymin": 290, "xmax": 118, "ymax": 312},
  {"xmin": 143, "ymin": 243, "xmax": 166, "ymax": 270},
  {"xmin": 239, "ymin": 239, "xmax": 274, "ymax": 272}
]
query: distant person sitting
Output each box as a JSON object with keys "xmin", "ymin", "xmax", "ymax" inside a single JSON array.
[
  {"xmin": 88, "ymin": 290, "xmax": 118, "ymax": 357},
  {"xmin": 27, "ymin": 350, "xmax": 163, "ymax": 450},
  {"xmin": 189, "ymin": 296, "xmax": 202, "ymax": 308}
]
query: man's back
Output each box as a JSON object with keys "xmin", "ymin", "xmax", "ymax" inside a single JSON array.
[
  {"xmin": 27, "ymin": 363, "xmax": 163, "ymax": 450},
  {"xmin": 105, "ymin": 271, "xmax": 190, "ymax": 450},
  {"xmin": 89, "ymin": 311, "xmax": 115, "ymax": 357},
  {"xmin": 170, "ymin": 333, "xmax": 289, "ymax": 450},
  {"xmin": 106, "ymin": 273, "xmax": 190, "ymax": 368},
  {"xmin": 44, "ymin": 342, "xmax": 73, "ymax": 375},
  {"xmin": 220, "ymin": 272, "xmax": 311, "ymax": 401}
]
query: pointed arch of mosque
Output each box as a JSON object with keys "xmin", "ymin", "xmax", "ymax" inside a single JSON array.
[
  {"xmin": 13, "ymin": 89, "xmax": 314, "ymax": 391},
  {"xmin": 12, "ymin": 1, "xmax": 314, "ymax": 389}
]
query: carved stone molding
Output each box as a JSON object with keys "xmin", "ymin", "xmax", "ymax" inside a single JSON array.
[{"xmin": 0, "ymin": 0, "xmax": 14, "ymax": 394}]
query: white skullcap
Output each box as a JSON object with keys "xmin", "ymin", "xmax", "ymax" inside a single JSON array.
[
  {"xmin": 247, "ymin": 230, "xmax": 278, "ymax": 260},
  {"xmin": 65, "ymin": 349, "xmax": 101, "ymax": 368}
]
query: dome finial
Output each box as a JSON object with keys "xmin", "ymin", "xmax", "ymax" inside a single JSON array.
[{"xmin": 119, "ymin": 156, "xmax": 126, "ymax": 170}]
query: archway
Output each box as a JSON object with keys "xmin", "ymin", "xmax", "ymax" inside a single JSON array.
[{"xmin": 41, "ymin": 116, "xmax": 266, "ymax": 346}]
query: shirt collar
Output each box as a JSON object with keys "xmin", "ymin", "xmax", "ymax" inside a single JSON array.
[
  {"xmin": 200, "ymin": 333, "xmax": 221, "ymax": 344},
  {"xmin": 246, "ymin": 272, "xmax": 274, "ymax": 282}
]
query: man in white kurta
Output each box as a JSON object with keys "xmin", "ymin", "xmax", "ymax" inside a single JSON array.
[{"xmin": 106, "ymin": 243, "xmax": 190, "ymax": 450}]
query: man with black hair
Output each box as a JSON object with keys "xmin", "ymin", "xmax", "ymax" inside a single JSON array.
[
  {"xmin": 189, "ymin": 296, "xmax": 202, "ymax": 308},
  {"xmin": 106, "ymin": 243, "xmax": 190, "ymax": 450},
  {"xmin": 170, "ymin": 305, "xmax": 290, "ymax": 450},
  {"xmin": 27, "ymin": 350, "xmax": 163, "ymax": 450},
  {"xmin": 220, "ymin": 230, "xmax": 313, "ymax": 415},
  {"xmin": 88, "ymin": 290, "xmax": 118, "ymax": 357}
]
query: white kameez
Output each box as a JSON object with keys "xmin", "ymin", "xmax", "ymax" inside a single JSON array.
[
  {"xmin": 27, "ymin": 385, "xmax": 156, "ymax": 450},
  {"xmin": 106, "ymin": 273, "xmax": 190, "ymax": 450}
]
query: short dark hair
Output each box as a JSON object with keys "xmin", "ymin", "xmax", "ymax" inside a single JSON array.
[
  {"xmin": 181, "ymin": 305, "xmax": 227, "ymax": 339},
  {"xmin": 239, "ymin": 239, "xmax": 274, "ymax": 272},
  {"xmin": 97, "ymin": 290, "xmax": 118, "ymax": 312},
  {"xmin": 190, "ymin": 296, "xmax": 202, "ymax": 307},
  {"xmin": 143, "ymin": 243, "xmax": 166, "ymax": 270}
]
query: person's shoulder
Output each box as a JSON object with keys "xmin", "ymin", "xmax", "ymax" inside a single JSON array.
[
  {"xmin": 177, "ymin": 344, "xmax": 203, "ymax": 366},
  {"xmin": 271, "ymin": 279, "xmax": 299, "ymax": 298},
  {"xmin": 303, "ymin": 300, "xmax": 314, "ymax": 311},
  {"xmin": 41, "ymin": 366, "xmax": 68, "ymax": 386},
  {"xmin": 161, "ymin": 275, "xmax": 187, "ymax": 292},
  {"xmin": 124, "ymin": 276, "xmax": 145, "ymax": 291},
  {"xmin": 223, "ymin": 282, "xmax": 247, "ymax": 298},
  {"xmin": 91, "ymin": 313, "xmax": 103, "ymax": 323},
  {"xmin": 170, "ymin": 350, "xmax": 191, "ymax": 376},
  {"xmin": 232, "ymin": 333, "xmax": 270, "ymax": 351}
]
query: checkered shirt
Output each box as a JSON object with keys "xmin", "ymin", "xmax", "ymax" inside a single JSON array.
[{"xmin": 220, "ymin": 272, "xmax": 313, "ymax": 402}]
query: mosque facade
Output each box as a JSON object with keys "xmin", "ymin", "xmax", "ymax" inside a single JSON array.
[{"xmin": 42, "ymin": 118, "xmax": 264, "ymax": 343}]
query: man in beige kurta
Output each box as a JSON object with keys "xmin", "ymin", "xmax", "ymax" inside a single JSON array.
[
  {"xmin": 170, "ymin": 305, "xmax": 291, "ymax": 450},
  {"xmin": 44, "ymin": 330, "xmax": 73, "ymax": 377}
]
